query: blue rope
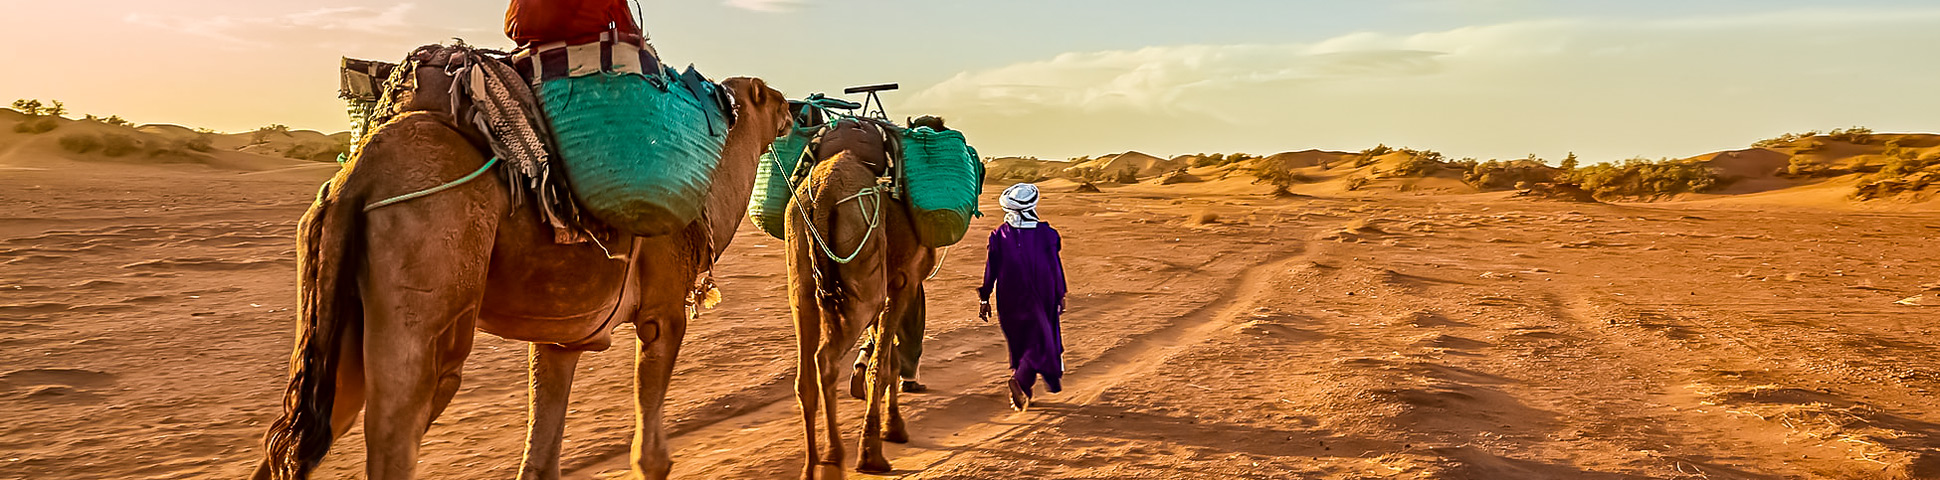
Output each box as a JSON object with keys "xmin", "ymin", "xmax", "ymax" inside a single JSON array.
[{"xmin": 363, "ymin": 157, "xmax": 500, "ymax": 212}]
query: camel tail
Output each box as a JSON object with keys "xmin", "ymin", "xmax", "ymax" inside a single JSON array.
[{"xmin": 262, "ymin": 179, "xmax": 364, "ymax": 480}]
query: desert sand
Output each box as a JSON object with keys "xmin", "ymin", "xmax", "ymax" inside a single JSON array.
[{"xmin": 3, "ymin": 115, "xmax": 1938, "ymax": 479}]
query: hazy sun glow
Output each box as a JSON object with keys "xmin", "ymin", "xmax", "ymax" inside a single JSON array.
[{"xmin": 3, "ymin": 0, "xmax": 1935, "ymax": 162}]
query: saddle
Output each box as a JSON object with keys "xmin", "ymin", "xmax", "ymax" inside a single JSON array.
[
  {"xmin": 338, "ymin": 44, "xmax": 602, "ymax": 245},
  {"xmin": 339, "ymin": 41, "xmax": 735, "ymax": 246}
]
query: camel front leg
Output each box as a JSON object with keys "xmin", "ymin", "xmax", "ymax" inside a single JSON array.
[
  {"xmin": 518, "ymin": 343, "xmax": 583, "ymax": 480},
  {"xmin": 627, "ymin": 306, "xmax": 689, "ymax": 480}
]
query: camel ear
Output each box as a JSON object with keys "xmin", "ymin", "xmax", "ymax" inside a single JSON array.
[{"xmin": 747, "ymin": 77, "xmax": 774, "ymax": 106}]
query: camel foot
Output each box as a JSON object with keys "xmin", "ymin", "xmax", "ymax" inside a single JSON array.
[
  {"xmin": 856, "ymin": 454, "xmax": 892, "ymax": 474},
  {"xmin": 886, "ymin": 416, "xmax": 909, "ymax": 444}
]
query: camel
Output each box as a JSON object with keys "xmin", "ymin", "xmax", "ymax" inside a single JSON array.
[
  {"xmin": 785, "ymin": 118, "xmax": 938, "ymax": 478},
  {"xmin": 249, "ymin": 45, "xmax": 793, "ymax": 480}
]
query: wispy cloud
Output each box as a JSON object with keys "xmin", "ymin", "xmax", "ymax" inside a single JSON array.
[
  {"xmin": 125, "ymin": 4, "xmax": 423, "ymax": 49},
  {"xmin": 906, "ymin": 7, "xmax": 1940, "ymax": 159},
  {"xmin": 725, "ymin": 0, "xmax": 808, "ymax": 13}
]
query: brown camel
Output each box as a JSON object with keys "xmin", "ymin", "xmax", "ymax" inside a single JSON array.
[
  {"xmin": 249, "ymin": 46, "xmax": 792, "ymax": 480},
  {"xmin": 785, "ymin": 118, "xmax": 938, "ymax": 478}
]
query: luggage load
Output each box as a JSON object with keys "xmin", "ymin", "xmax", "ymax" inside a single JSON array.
[
  {"xmin": 898, "ymin": 126, "xmax": 984, "ymax": 247},
  {"xmin": 539, "ymin": 67, "xmax": 731, "ymax": 236},
  {"xmin": 749, "ymin": 123, "xmax": 818, "ymax": 239}
]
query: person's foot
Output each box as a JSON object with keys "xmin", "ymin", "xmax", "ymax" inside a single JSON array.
[
  {"xmin": 1007, "ymin": 378, "xmax": 1029, "ymax": 412},
  {"xmin": 900, "ymin": 380, "xmax": 928, "ymax": 394}
]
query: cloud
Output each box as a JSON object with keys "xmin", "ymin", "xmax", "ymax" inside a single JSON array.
[
  {"xmin": 725, "ymin": 0, "xmax": 808, "ymax": 13},
  {"xmin": 125, "ymin": 4, "xmax": 423, "ymax": 48},
  {"xmin": 904, "ymin": 7, "xmax": 1940, "ymax": 160}
]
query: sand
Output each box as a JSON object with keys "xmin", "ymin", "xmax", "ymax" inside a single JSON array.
[{"xmin": 3, "ymin": 121, "xmax": 1939, "ymax": 479}]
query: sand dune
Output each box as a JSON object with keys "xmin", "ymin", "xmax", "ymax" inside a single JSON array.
[
  {"xmin": 0, "ymin": 115, "xmax": 340, "ymax": 172},
  {"xmin": 3, "ymin": 116, "xmax": 1938, "ymax": 479}
]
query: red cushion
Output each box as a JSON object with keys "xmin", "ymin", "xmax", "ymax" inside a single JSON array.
[{"xmin": 505, "ymin": 0, "xmax": 641, "ymax": 45}]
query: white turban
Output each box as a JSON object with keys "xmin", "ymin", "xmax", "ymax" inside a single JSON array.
[{"xmin": 1000, "ymin": 183, "xmax": 1041, "ymax": 229}]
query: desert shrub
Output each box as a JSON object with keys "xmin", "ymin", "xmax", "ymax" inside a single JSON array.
[
  {"xmin": 1462, "ymin": 156, "xmax": 1565, "ymax": 190},
  {"xmin": 44, "ymin": 100, "xmax": 66, "ymax": 117},
  {"xmin": 1066, "ymin": 166, "xmax": 1106, "ymax": 183},
  {"xmin": 1826, "ymin": 126, "xmax": 1874, "ymax": 143},
  {"xmin": 250, "ymin": 124, "xmax": 292, "ymax": 144},
  {"xmin": 186, "ymin": 134, "xmax": 215, "ymax": 152},
  {"xmin": 1351, "ymin": 144, "xmax": 1392, "ymax": 168},
  {"xmin": 1781, "ymin": 156, "xmax": 1835, "ymax": 178},
  {"xmin": 1249, "ymin": 163, "xmax": 1310, "ymax": 195},
  {"xmin": 83, "ymin": 114, "xmax": 131, "ymax": 127},
  {"xmin": 58, "ymin": 134, "xmax": 101, "ymax": 154},
  {"xmin": 1191, "ymin": 153, "xmax": 1225, "ymax": 167},
  {"xmin": 11, "ymin": 99, "xmax": 43, "ymax": 116},
  {"xmin": 1344, "ymin": 176, "xmax": 1370, "ymax": 191},
  {"xmin": 1569, "ymin": 157, "xmax": 1721, "ymax": 199},
  {"xmin": 1559, "ymin": 152, "xmax": 1579, "ymax": 171},
  {"xmin": 1387, "ymin": 148, "xmax": 1448, "ymax": 177},
  {"xmin": 992, "ymin": 167, "xmax": 1046, "ymax": 183},
  {"xmin": 13, "ymin": 116, "xmax": 58, "ymax": 134},
  {"xmin": 1752, "ymin": 130, "xmax": 1820, "ymax": 149},
  {"xmin": 100, "ymin": 133, "xmax": 141, "ymax": 157},
  {"xmin": 1110, "ymin": 168, "xmax": 1138, "ymax": 184},
  {"xmin": 284, "ymin": 140, "xmax": 350, "ymax": 162}
]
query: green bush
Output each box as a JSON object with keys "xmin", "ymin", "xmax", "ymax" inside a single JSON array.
[
  {"xmin": 250, "ymin": 124, "xmax": 292, "ymax": 144},
  {"xmin": 58, "ymin": 134, "xmax": 100, "ymax": 154},
  {"xmin": 1249, "ymin": 163, "xmax": 1310, "ymax": 195},
  {"xmin": 1826, "ymin": 126, "xmax": 1873, "ymax": 143},
  {"xmin": 12, "ymin": 116, "xmax": 58, "ymax": 134},
  {"xmin": 1351, "ymin": 144, "xmax": 1392, "ymax": 168},
  {"xmin": 1752, "ymin": 131, "xmax": 1819, "ymax": 148},
  {"xmin": 100, "ymin": 133, "xmax": 141, "ymax": 157},
  {"xmin": 186, "ymin": 134, "xmax": 215, "ymax": 152},
  {"xmin": 11, "ymin": 99, "xmax": 43, "ymax": 116},
  {"xmin": 283, "ymin": 140, "xmax": 350, "ymax": 162},
  {"xmin": 1569, "ymin": 157, "xmax": 1721, "ymax": 199},
  {"xmin": 82, "ymin": 114, "xmax": 131, "ymax": 127},
  {"xmin": 1387, "ymin": 149, "xmax": 1447, "ymax": 177}
]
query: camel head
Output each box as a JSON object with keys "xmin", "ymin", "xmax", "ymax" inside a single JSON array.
[{"xmin": 720, "ymin": 76, "xmax": 792, "ymax": 146}]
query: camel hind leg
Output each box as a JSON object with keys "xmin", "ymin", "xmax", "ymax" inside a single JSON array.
[
  {"xmin": 355, "ymin": 151, "xmax": 502, "ymax": 478},
  {"xmin": 856, "ymin": 298, "xmax": 900, "ymax": 474}
]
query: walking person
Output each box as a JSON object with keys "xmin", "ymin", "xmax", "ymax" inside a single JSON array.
[{"xmin": 978, "ymin": 183, "xmax": 1068, "ymax": 411}]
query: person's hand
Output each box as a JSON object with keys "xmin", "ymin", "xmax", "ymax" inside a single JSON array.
[{"xmin": 978, "ymin": 302, "xmax": 991, "ymax": 322}]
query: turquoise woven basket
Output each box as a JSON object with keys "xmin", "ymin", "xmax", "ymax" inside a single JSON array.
[
  {"xmin": 748, "ymin": 125, "xmax": 818, "ymax": 239},
  {"xmin": 538, "ymin": 71, "xmax": 728, "ymax": 236},
  {"xmin": 899, "ymin": 127, "xmax": 983, "ymax": 248}
]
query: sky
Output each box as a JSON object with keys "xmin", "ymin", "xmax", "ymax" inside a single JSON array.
[{"xmin": 3, "ymin": 0, "xmax": 1937, "ymax": 162}]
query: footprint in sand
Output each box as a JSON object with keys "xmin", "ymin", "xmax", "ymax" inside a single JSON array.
[
  {"xmin": 0, "ymin": 302, "xmax": 74, "ymax": 315},
  {"xmin": 119, "ymin": 257, "xmax": 290, "ymax": 271},
  {"xmin": 0, "ymin": 368, "xmax": 119, "ymax": 403}
]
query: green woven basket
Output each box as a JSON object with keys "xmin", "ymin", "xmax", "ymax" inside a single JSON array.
[
  {"xmin": 899, "ymin": 127, "xmax": 983, "ymax": 248},
  {"xmin": 748, "ymin": 125, "xmax": 817, "ymax": 239},
  {"xmin": 538, "ymin": 71, "xmax": 728, "ymax": 236}
]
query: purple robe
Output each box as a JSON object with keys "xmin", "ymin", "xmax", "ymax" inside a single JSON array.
[{"xmin": 977, "ymin": 222, "xmax": 1067, "ymax": 396}]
